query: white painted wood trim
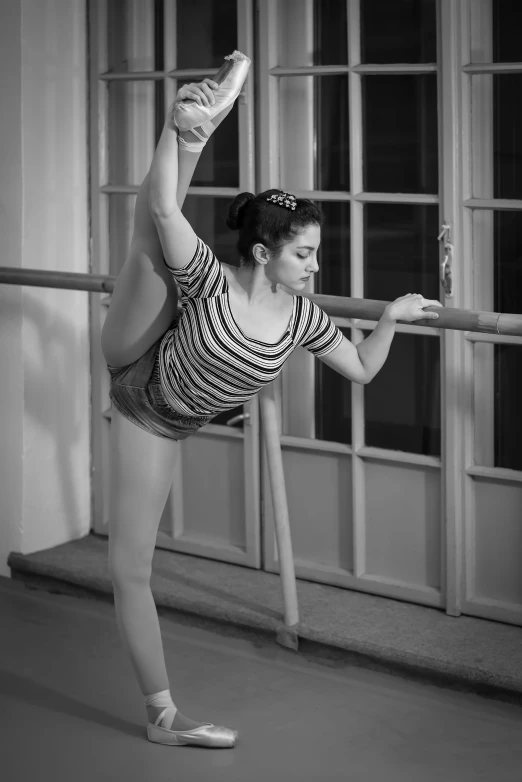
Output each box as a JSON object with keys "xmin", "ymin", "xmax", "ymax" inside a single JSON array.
[
  {"xmin": 466, "ymin": 465, "xmax": 522, "ymax": 484},
  {"xmin": 280, "ymin": 435, "xmax": 352, "ymax": 455},
  {"xmin": 464, "ymin": 198, "xmax": 522, "ymax": 210},
  {"xmin": 465, "ymin": 332, "xmax": 522, "ymax": 345},
  {"xmin": 357, "ymin": 446, "xmax": 441, "ymax": 468},
  {"xmin": 439, "ymin": 0, "xmax": 466, "ymax": 618}
]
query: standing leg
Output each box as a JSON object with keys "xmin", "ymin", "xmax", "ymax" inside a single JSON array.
[{"xmin": 108, "ymin": 407, "xmax": 211, "ymax": 732}]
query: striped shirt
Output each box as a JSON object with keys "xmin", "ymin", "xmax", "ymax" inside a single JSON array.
[{"xmin": 158, "ymin": 237, "xmax": 343, "ymax": 418}]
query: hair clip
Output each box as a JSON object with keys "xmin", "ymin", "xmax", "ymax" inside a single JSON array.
[{"xmin": 266, "ymin": 192, "xmax": 297, "ymax": 211}]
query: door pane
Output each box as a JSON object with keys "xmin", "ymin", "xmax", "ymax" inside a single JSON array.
[
  {"xmin": 313, "ymin": 0, "xmax": 347, "ymax": 65},
  {"xmin": 316, "ymin": 201, "xmax": 351, "ymax": 297},
  {"xmin": 109, "ymin": 194, "xmax": 137, "ymax": 275},
  {"xmin": 361, "ymin": 0, "xmax": 436, "ymax": 64},
  {"xmin": 176, "ymin": 0, "xmax": 237, "ymax": 69},
  {"xmin": 109, "ymin": 80, "xmax": 156, "ymax": 185},
  {"xmin": 277, "ymin": 0, "xmax": 347, "ymax": 67},
  {"xmin": 183, "ymin": 196, "xmax": 239, "ymax": 265},
  {"xmin": 178, "ymin": 81, "xmax": 239, "ymax": 188},
  {"xmin": 473, "ymin": 209, "xmax": 522, "ymax": 315},
  {"xmin": 364, "ymin": 204, "xmax": 439, "ymax": 303},
  {"xmin": 474, "ymin": 343, "xmax": 522, "ymax": 471},
  {"xmin": 471, "ymin": 75, "xmax": 522, "ymax": 200},
  {"xmin": 315, "ymin": 327, "xmax": 352, "ymax": 445},
  {"xmin": 470, "ymin": 0, "xmax": 522, "ymax": 63},
  {"xmin": 363, "ymin": 75, "xmax": 438, "ymax": 194},
  {"xmin": 280, "ymin": 76, "xmax": 349, "ymax": 192},
  {"xmin": 107, "ymin": 0, "xmax": 158, "ymax": 73},
  {"xmin": 364, "ymin": 332, "xmax": 441, "ymax": 456}
]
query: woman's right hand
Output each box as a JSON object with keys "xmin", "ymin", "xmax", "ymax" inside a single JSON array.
[{"xmin": 175, "ymin": 78, "xmax": 218, "ymax": 108}]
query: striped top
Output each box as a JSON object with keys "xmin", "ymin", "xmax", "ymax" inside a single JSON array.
[{"xmin": 158, "ymin": 237, "xmax": 343, "ymax": 418}]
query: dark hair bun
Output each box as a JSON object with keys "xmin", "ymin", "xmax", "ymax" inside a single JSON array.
[{"xmin": 226, "ymin": 192, "xmax": 255, "ymax": 230}]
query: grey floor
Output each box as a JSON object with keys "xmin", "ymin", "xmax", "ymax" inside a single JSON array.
[{"xmin": 1, "ymin": 577, "xmax": 521, "ymax": 782}]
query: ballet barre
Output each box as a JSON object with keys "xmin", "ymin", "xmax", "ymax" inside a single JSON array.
[
  {"xmin": 1, "ymin": 266, "xmax": 521, "ymax": 335},
  {"xmin": 2, "ymin": 266, "xmax": 522, "ymax": 652}
]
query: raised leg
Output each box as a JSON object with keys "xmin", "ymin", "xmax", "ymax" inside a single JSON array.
[{"xmin": 101, "ymin": 141, "xmax": 203, "ymax": 369}]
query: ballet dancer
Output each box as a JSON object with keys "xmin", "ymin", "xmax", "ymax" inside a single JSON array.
[{"xmin": 101, "ymin": 51, "xmax": 442, "ymax": 749}]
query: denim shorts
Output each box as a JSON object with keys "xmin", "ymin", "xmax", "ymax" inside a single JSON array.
[{"xmin": 107, "ymin": 337, "xmax": 212, "ymax": 440}]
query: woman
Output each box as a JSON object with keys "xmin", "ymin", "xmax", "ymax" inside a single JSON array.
[{"xmin": 101, "ymin": 51, "xmax": 442, "ymax": 749}]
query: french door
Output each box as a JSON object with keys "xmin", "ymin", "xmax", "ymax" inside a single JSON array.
[
  {"xmin": 90, "ymin": 0, "xmax": 522, "ymax": 625},
  {"xmin": 90, "ymin": 0, "xmax": 262, "ymax": 567},
  {"xmin": 258, "ymin": 0, "xmax": 522, "ymax": 626}
]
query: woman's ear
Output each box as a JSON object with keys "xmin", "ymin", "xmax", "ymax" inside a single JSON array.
[{"xmin": 252, "ymin": 242, "xmax": 270, "ymax": 266}]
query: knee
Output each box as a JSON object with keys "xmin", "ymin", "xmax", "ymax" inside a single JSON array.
[{"xmin": 108, "ymin": 546, "xmax": 152, "ymax": 590}]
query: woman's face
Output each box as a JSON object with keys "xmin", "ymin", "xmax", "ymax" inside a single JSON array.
[{"xmin": 267, "ymin": 223, "xmax": 321, "ymax": 291}]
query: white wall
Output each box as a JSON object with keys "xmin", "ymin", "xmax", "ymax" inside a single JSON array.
[{"xmin": 0, "ymin": 0, "xmax": 91, "ymax": 576}]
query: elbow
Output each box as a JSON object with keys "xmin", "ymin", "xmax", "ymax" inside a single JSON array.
[
  {"xmin": 148, "ymin": 187, "xmax": 179, "ymax": 221},
  {"xmin": 149, "ymin": 199, "xmax": 178, "ymax": 222}
]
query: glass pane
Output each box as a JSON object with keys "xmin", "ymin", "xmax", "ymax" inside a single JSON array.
[
  {"xmin": 277, "ymin": 0, "xmax": 347, "ymax": 67},
  {"xmin": 363, "ymin": 75, "xmax": 438, "ymax": 194},
  {"xmin": 470, "ymin": 0, "xmax": 522, "ymax": 64},
  {"xmin": 182, "ymin": 195, "xmax": 239, "ymax": 266},
  {"xmin": 109, "ymin": 81, "xmax": 156, "ymax": 185},
  {"xmin": 361, "ymin": 0, "xmax": 436, "ymax": 64},
  {"xmin": 472, "ymin": 75, "xmax": 522, "ymax": 200},
  {"xmin": 280, "ymin": 76, "xmax": 349, "ymax": 192},
  {"xmin": 494, "ymin": 76, "xmax": 522, "ymax": 199},
  {"xmin": 107, "ymin": 0, "xmax": 159, "ymax": 73},
  {"xmin": 313, "ymin": 0, "xmax": 348, "ymax": 66},
  {"xmin": 177, "ymin": 0, "xmax": 237, "ymax": 70},
  {"xmin": 364, "ymin": 332, "xmax": 441, "ymax": 456},
  {"xmin": 474, "ymin": 343, "xmax": 522, "ymax": 471},
  {"xmin": 471, "ymin": 74, "xmax": 522, "ymax": 198},
  {"xmin": 316, "ymin": 201, "xmax": 351, "ymax": 297},
  {"xmin": 178, "ymin": 82, "xmax": 239, "ymax": 187},
  {"xmin": 109, "ymin": 194, "xmax": 137, "ymax": 275},
  {"xmin": 364, "ymin": 205, "xmax": 439, "ymax": 303},
  {"xmin": 315, "ymin": 329, "xmax": 351, "ymax": 445},
  {"xmin": 473, "ymin": 210, "xmax": 522, "ymax": 315}
]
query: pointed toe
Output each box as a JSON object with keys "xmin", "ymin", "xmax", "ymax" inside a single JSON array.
[{"xmin": 173, "ymin": 50, "xmax": 251, "ymax": 133}]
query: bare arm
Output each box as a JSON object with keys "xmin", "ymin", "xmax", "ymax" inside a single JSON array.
[
  {"xmin": 148, "ymin": 79, "xmax": 219, "ymax": 269},
  {"xmin": 319, "ymin": 295, "xmax": 442, "ymax": 384}
]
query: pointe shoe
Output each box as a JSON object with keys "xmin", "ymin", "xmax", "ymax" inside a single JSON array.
[
  {"xmin": 173, "ymin": 50, "xmax": 250, "ymax": 144},
  {"xmin": 147, "ymin": 707, "xmax": 238, "ymax": 748}
]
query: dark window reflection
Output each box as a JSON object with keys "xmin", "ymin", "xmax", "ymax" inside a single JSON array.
[
  {"xmin": 316, "ymin": 201, "xmax": 351, "ymax": 297},
  {"xmin": 495, "ymin": 345, "xmax": 522, "ymax": 470},
  {"xmin": 494, "ymin": 212, "xmax": 522, "ymax": 314},
  {"xmin": 177, "ymin": 0, "xmax": 237, "ymax": 69},
  {"xmin": 178, "ymin": 82, "xmax": 239, "ymax": 188},
  {"xmin": 363, "ymin": 75, "xmax": 438, "ymax": 194},
  {"xmin": 316, "ymin": 77, "xmax": 350, "ymax": 191},
  {"xmin": 364, "ymin": 204, "xmax": 439, "ymax": 303},
  {"xmin": 493, "ymin": 0, "xmax": 522, "ymax": 63},
  {"xmin": 183, "ymin": 195, "xmax": 239, "ymax": 265},
  {"xmin": 494, "ymin": 76, "xmax": 522, "ymax": 200},
  {"xmin": 313, "ymin": 0, "xmax": 348, "ymax": 65},
  {"xmin": 315, "ymin": 329, "xmax": 352, "ymax": 444},
  {"xmin": 364, "ymin": 332, "xmax": 440, "ymax": 456},
  {"xmin": 361, "ymin": 0, "xmax": 436, "ymax": 64}
]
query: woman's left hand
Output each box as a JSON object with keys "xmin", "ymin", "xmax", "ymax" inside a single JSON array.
[{"xmin": 385, "ymin": 293, "xmax": 443, "ymax": 323}]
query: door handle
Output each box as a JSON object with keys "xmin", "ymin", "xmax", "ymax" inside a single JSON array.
[
  {"xmin": 440, "ymin": 241, "xmax": 454, "ymax": 298},
  {"xmin": 437, "ymin": 223, "xmax": 454, "ymax": 298},
  {"xmin": 225, "ymin": 412, "xmax": 251, "ymax": 427}
]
